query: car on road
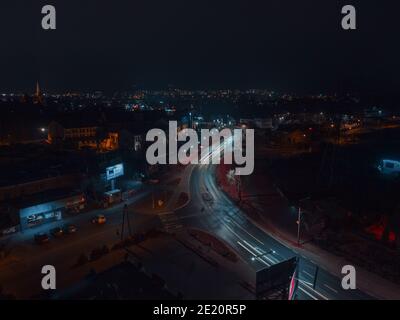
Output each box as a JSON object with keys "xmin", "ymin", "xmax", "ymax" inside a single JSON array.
[
  {"xmin": 202, "ymin": 192, "xmax": 213, "ymax": 202},
  {"xmin": 34, "ymin": 233, "xmax": 50, "ymax": 244},
  {"xmin": 64, "ymin": 224, "xmax": 78, "ymax": 234},
  {"xmin": 92, "ymin": 214, "xmax": 106, "ymax": 225},
  {"xmin": 50, "ymin": 227, "xmax": 64, "ymax": 238}
]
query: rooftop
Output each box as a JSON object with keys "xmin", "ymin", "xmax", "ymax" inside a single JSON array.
[{"xmin": 49, "ymin": 260, "xmax": 178, "ymax": 300}]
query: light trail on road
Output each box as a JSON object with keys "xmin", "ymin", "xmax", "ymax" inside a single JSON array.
[{"xmin": 175, "ymin": 138, "xmax": 373, "ymax": 300}]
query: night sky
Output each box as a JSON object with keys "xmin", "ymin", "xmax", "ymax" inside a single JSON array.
[{"xmin": 0, "ymin": 0, "xmax": 399, "ymax": 93}]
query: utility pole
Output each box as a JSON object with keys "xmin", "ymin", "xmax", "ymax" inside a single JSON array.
[
  {"xmin": 152, "ymin": 192, "xmax": 155, "ymax": 209},
  {"xmin": 312, "ymin": 266, "xmax": 319, "ymax": 289},
  {"xmin": 121, "ymin": 204, "xmax": 132, "ymax": 241},
  {"xmin": 236, "ymin": 175, "xmax": 242, "ymax": 202},
  {"xmin": 296, "ymin": 197, "xmax": 310, "ymax": 246},
  {"xmin": 297, "ymin": 206, "xmax": 301, "ymax": 246}
]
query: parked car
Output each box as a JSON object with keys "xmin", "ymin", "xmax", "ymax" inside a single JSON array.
[
  {"xmin": 50, "ymin": 227, "xmax": 64, "ymax": 238},
  {"xmin": 34, "ymin": 233, "xmax": 50, "ymax": 244},
  {"xmin": 92, "ymin": 214, "xmax": 106, "ymax": 225},
  {"xmin": 64, "ymin": 224, "xmax": 78, "ymax": 234}
]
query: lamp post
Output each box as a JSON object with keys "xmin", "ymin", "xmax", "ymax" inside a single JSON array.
[
  {"xmin": 297, "ymin": 207, "xmax": 301, "ymax": 246},
  {"xmin": 236, "ymin": 175, "xmax": 242, "ymax": 202},
  {"xmin": 297, "ymin": 197, "xmax": 310, "ymax": 246},
  {"xmin": 251, "ymin": 249, "xmax": 275, "ymax": 261}
]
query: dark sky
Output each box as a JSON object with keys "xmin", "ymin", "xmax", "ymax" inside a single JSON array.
[{"xmin": 0, "ymin": 0, "xmax": 399, "ymax": 93}]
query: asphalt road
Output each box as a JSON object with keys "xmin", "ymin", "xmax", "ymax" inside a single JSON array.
[
  {"xmin": 175, "ymin": 145, "xmax": 373, "ymax": 300},
  {"xmin": 0, "ymin": 138, "xmax": 375, "ymax": 299},
  {"xmin": 0, "ymin": 191, "xmax": 159, "ymax": 298}
]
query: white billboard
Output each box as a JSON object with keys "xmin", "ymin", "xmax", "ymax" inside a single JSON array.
[{"xmin": 106, "ymin": 163, "xmax": 124, "ymax": 180}]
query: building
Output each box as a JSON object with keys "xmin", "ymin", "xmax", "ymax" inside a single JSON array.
[
  {"xmin": 48, "ymin": 118, "xmax": 118, "ymax": 152},
  {"xmin": 0, "ymin": 205, "xmax": 20, "ymax": 236},
  {"xmin": 77, "ymin": 132, "xmax": 118, "ymax": 151},
  {"xmin": 18, "ymin": 190, "xmax": 86, "ymax": 230},
  {"xmin": 1, "ymin": 188, "xmax": 86, "ymax": 235},
  {"xmin": 0, "ymin": 153, "xmax": 85, "ymax": 234},
  {"xmin": 33, "ymin": 81, "xmax": 44, "ymax": 105},
  {"xmin": 240, "ymin": 118, "xmax": 274, "ymax": 129},
  {"xmin": 118, "ymin": 128, "xmax": 143, "ymax": 153},
  {"xmin": 0, "ymin": 174, "xmax": 82, "ymax": 202}
]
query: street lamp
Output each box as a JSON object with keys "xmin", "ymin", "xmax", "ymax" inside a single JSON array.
[
  {"xmin": 297, "ymin": 197, "xmax": 310, "ymax": 246},
  {"xmin": 297, "ymin": 207, "xmax": 301, "ymax": 246}
]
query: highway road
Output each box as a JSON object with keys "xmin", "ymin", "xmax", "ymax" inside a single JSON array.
[{"xmin": 174, "ymin": 140, "xmax": 373, "ymax": 300}]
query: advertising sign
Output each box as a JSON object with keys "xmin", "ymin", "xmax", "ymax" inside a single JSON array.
[{"xmin": 106, "ymin": 163, "xmax": 124, "ymax": 180}]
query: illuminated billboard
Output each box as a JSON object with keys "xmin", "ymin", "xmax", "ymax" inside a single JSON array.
[{"xmin": 106, "ymin": 163, "xmax": 124, "ymax": 180}]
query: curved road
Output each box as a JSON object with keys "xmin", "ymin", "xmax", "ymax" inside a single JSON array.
[{"xmin": 175, "ymin": 163, "xmax": 372, "ymax": 300}]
